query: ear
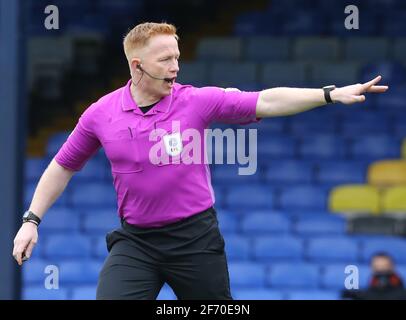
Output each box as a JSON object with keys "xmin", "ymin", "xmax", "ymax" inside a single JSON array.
[{"xmin": 130, "ymin": 58, "xmax": 142, "ymax": 72}]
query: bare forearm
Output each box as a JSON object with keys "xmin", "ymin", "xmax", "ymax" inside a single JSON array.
[
  {"xmin": 256, "ymin": 87, "xmax": 326, "ymax": 117},
  {"xmin": 28, "ymin": 159, "xmax": 75, "ymax": 219}
]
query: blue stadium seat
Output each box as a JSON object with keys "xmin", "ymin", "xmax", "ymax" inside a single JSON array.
[
  {"xmin": 341, "ymin": 110, "xmax": 391, "ymax": 125},
  {"xmin": 286, "ymin": 290, "xmax": 341, "ymax": 300},
  {"xmin": 293, "ymin": 215, "xmax": 347, "ymax": 236},
  {"xmin": 223, "ymin": 234, "xmax": 251, "ymax": 261},
  {"xmin": 316, "ymin": 161, "xmax": 367, "ymax": 186},
  {"xmin": 244, "ymin": 37, "xmax": 291, "ymax": 61},
  {"xmin": 71, "ymin": 286, "xmax": 97, "ymax": 300},
  {"xmin": 376, "ymin": 85, "xmax": 406, "ymax": 109},
  {"xmin": 82, "ymin": 210, "xmax": 121, "ymax": 234},
  {"xmin": 241, "ymin": 213, "xmax": 291, "ymax": 235},
  {"xmin": 25, "ymin": 182, "xmax": 68, "ymax": 208},
  {"xmin": 95, "ymin": 236, "xmax": 108, "ymax": 259},
  {"xmin": 383, "ymin": 13, "xmax": 406, "ymax": 36},
  {"xmin": 40, "ymin": 207, "xmax": 81, "ymax": 233},
  {"xmin": 23, "ymin": 259, "xmax": 51, "ymax": 284},
  {"xmin": 46, "ymin": 131, "xmax": 71, "ymax": 156},
  {"xmin": 211, "ymin": 165, "xmax": 262, "ymax": 186},
  {"xmin": 22, "ymin": 286, "xmax": 69, "ymax": 300},
  {"xmin": 279, "ymin": 185, "xmax": 327, "ymax": 211},
  {"xmin": 293, "ymin": 37, "xmax": 340, "ymax": 61},
  {"xmin": 261, "ymin": 62, "xmax": 308, "ymax": 87},
  {"xmin": 299, "ymin": 135, "xmax": 346, "ymax": 160},
  {"xmin": 329, "ymin": 12, "xmax": 377, "ymax": 37},
  {"xmin": 233, "ymin": 289, "xmax": 284, "ymax": 300},
  {"xmin": 265, "ymin": 160, "xmax": 314, "ymax": 185},
  {"xmin": 208, "ymin": 62, "xmax": 257, "ymax": 88},
  {"xmin": 44, "ymin": 234, "xmax": 92, "ymax": 258},
  {"xmin": 393, "ymin": 38, "xmax": 406, "ymax": 64},
  {"xmin": 360, "ymin": 238, "xmax": 406, "ymax": 264},
  {"xmin": 341, "ymin": 121, "xmax": 391, "ymax": 137},
  {"xmin": 285, "ymin": 209, "xmax": 336, "ymax": 220},
  {"xmin": 396, "ymin": 265, "xmax": 406, "ymax": 282},
  {"xmin": 216, "ymin": 210, "xmax": 240, "ymax": 234},
  {"xmin": 157, "ymin": 283, "xmax": 177, "ymax": 300},
  {"xmin": 228, "ymin": 262, "xmax": 267, "ymax": 288},
  {"xmin": 394, "ymin": 123, "xmax": 406, "ymax": 138},
  {"xmin": 350, "ymin": 135, "xmax": 400, "ymax": 160},
  {"xmin": 58, "ymin": 260, "xmax": 103, "ymax": 284},
  {"xmin": 340, "ymin": 110, "xmax": 389, "ymax": 136},
  {"xmin": 321, "ymin": 264, "xmax": 371, "ymax": 290},
  {"xmin": 244, "ymin": 117, "xmax": 287, "ymax": 135},
  {"xmin": 267, "ymin": 263, "xmax": 320, "ymax": 289},
  {"xmin": 71, "ymin": 158, "xmax": 109, "ymax": 183},
  {"xmin": 289, "ymin": 120, "xmax": 337, "ymax": 136},
  {"xmin": 234, "ymin": 11, "xmax": 267, "ymax": 36},
  {"xmin": 361, "ymin": 62, "xmax": 406, "ymax": 87},
  {"xmin": 213, "ymin": 190, "xmax": 227, "ymax": 210},
  {"xmin": 253, "ymin": 236, "xmax": 303, "ymax": 262},
  {"xmin": 197, "ymin": 37, "xmax": 242, "ymax": 61},
  {"xmin": 70, "ymin": 182, "xmax": 117, "ymax": 208},
  {"xmin": 306, "ymin": 237, "xmax": 360, "ymax": 263},
  {"xmin": 226, "ymin": 186, "xmax": 274, "ymax": 210},
  {"xmin": 344, "ymin": 38, "xmax": 389, "ymax": 62},
  {"xmin": 310, "ymin": 62, "xmax": 360, "ymax": 87},
  {"xmin": 25, "ymin": 158, "xmax": 48, "ymax": 182},
  {"xmin": 177, "ymin": 62, "xmax": 208, "ymax": 86},
  {"xmin": 278, "ymin": 11, "xmax": 326, "ymax": 36},
  {"xmin": 257, "ymin": 136, "xmax": 298, "ymax": 159}
]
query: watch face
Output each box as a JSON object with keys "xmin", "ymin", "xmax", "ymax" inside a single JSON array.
[{"xmin": 23, "ymin": 211, "xmax": 30, "ymax": 219}]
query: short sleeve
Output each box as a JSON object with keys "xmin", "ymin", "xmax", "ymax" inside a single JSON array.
[
  {"xmin": 54, "ymin": 109, "xmax": 101, "ymax": 171},
  {"xmin": 192, "ymin": 86, "xmax": 260, "ymax": 125}
]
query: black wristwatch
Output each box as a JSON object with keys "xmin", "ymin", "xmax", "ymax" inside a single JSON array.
[
  {"xmin": 323, "ymin": 85, "xmax": 336, "ymax": 104},
  {"xmin": 22, "ymin": 210, "xmax": 41, "ymax": 226}
]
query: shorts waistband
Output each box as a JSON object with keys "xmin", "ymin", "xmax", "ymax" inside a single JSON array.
[{"xmin": 121, "ymin": 206, "xmax": 216, "ymax": 232}]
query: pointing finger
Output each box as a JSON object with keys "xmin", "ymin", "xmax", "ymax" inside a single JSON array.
[
  {"xmin": 366, "ymin": 85, "xmax": 389, "ymax": 93},
  {"xmin": 362, "ymin": 75, "xmax": 382, "ymax": 90}
]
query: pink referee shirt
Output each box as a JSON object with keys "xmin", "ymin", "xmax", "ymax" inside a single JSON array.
[{"xmin": 55, "ymin": 80, "xmax": 260, "ymax": 227}]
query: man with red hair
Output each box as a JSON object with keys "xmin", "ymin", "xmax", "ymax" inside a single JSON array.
[{"xmin": 13, "ymin": 22, "xmax": 388, "ymax": 300}]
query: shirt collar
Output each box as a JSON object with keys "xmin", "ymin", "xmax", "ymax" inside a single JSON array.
[{"xmin": 121, "ymin": 79, "xmax": 172, "ymax": 115}]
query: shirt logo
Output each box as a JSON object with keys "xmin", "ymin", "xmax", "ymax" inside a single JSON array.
[{"xmin": 163, "ymin": 132, "xmax": 183, "ymax": 156}]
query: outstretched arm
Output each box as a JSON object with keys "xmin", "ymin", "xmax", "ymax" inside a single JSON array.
[{"xmin": 256, "ymin": 75, "xmax": 388, "ymax": 118}]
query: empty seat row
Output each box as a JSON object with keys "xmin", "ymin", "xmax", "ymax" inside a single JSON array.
[
  {"xmin": 228, "ymin": 261, "xmax": 406, "ymax": 289},
  {"xmin": 26, "ymin": 231, "xmax": 406, "ymax": 264},
  {"xmin": 234, "ymin": 10, "xmax": 406, "ymax": 37},
  {"xmin": 24, "ymin": 181, "xmax": 406, "ymax": 213},
  {"xmin": 23, "ymin": 256, "xmax": 406, "ymax": 291},
  {"xmin": 179, "ymin": 61, "xmax": 406, "ymax": 88},
  {"xmin": 196, "ymin": 36, "xmax": 406, "ymax": 63}
]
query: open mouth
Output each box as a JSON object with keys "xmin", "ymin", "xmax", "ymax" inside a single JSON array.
[{"xmin": 166, "ymin": 77, "xmax": 176, "ymax": 85}]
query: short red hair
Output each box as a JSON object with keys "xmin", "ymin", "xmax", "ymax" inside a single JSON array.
[{"xmin": 123, "ymin": 22, "xmax": 179, "ymax": 61}]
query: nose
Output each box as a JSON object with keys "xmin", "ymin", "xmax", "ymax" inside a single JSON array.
[{"xmin": 170, "ymin": 59, "xmax": 179, "ymax": 74}]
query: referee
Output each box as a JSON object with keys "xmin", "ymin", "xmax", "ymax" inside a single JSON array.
[{"xmin": 13, "ymin": 22, "xmax": 388, "ymax": 300}]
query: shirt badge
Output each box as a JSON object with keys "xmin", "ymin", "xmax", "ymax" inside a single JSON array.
[{"xmin": 163, "ymin": 132, "xmax": 183, "ymax": 157}]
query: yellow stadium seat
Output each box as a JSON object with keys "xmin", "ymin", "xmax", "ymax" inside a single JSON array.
[
  {"xmin": 329, "ymin": 184, "xmax": 380, "ymax": 214},
  {"xmin": 367, "ymin": 160, "xmax": 406, "ymax": 187},
  {"xmin": 382, "ymin": 186, "xmax": 406, "ymax": 213}
]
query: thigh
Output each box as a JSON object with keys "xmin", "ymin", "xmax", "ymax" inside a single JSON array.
[
  {"xmin": 96, "ymin": 231, "xmax": 164, "ymax": 300},
  {"xmin": 163, "ymin": 231, "xmax": 233, "ymax": 300}
]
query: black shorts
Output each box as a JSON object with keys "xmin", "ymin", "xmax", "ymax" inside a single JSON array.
[{"xmin": 96, "ymin": 207, "xmax": 232, "ymax": 300}]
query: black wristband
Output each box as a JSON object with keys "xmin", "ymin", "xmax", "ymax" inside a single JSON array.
[
  {"xmin": 22, "ymin": 210, "xmax": 41, "ymax": 226},
  {"xmin": 323, "ymin": 85, "xmax": 336, "ymax": 104},
  {"xmin": 23, "ymin": 220, "xmax": 39, "ymax": 227}
]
